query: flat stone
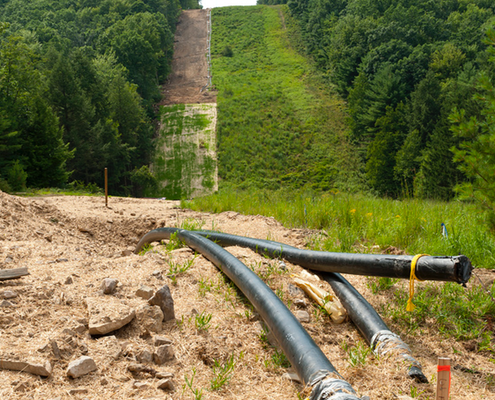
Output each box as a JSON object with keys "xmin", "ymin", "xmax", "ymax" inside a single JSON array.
[
  {"xmin": 87, "ymin": 297, "xmax": 136, "ymax": 335},
  {"xmin": 133, "ymin": 381, "xmax": 150, "ymax": 389},
  {"xmin": 295, "ymin": 310, "xmax": 310, "ymax": 323},
  {"xmin": 157, "ymin": 378, "xmax": 174, "ymax": 391},
  {"xmin": 0, "ymin": 290, "xmax": 18, "ymax": 299},
  {"xmin": 67, "ymin": 388, "xmax": 88, "ymax": 395},
  {"xmin": 101, "ymin": 278, "xmax": 118, "ymax": 295},
  {"xmin": 293, "ymin": 298, "xmax": 307, "ymax": 307},
  {"xmin": 153, "ymin": 335, "xmax": 172, "ymax": 347},
  {"xmin": 153, "ymin": 345, "xmax": 174, "ymax": 365},
  {"xmin": 67, "ymin": 356, "xmax": 97, "ymax": 378},
  {"xmin": 156, "ymin": 371, "xmax": 174, "ymax": 379},
  {"xmin": 0, "ymin": 358, "xmax": 52, "ymax": 377},
  {"xmin": 136, "ymin": 285, "xmax": 154, "ymax": 300},
  {"xmin": 136, "ymin": 304, "xmax": 163, "ymax": 334},
  {"xmin": 148, "ymin": 285, "xmax": 175, "ymax": 321}
]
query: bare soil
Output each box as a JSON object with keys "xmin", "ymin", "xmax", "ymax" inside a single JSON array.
[
  {"xmin": 1, "ymin": 192, "xmax": 494, "ymax": 399},
  {"xmin": 160, "ymin": 10, "xmax": 216, "ymax": 105}
]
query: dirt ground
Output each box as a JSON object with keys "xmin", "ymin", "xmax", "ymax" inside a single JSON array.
[
  {"xmin": 160, "ymin": 9, "xmax": 216, "ymax": 106},
  {"xmin": 0, "ymin": 191, "xmax": 494, "ymax": 399}
]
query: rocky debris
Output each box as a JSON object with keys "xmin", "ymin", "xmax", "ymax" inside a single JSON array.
[
  {"xmin": 148, "ymin": 285, "xmax": 175, "ymax": 321},
  {"xmin": 156, "ymin": 371, "xmax": 174, "ymax": 379},
  {"xmin": 157, "ymin": 378, "xmax": 174, "ymax": 391},
  {"xmin": 153, "ymin": 335, "xmax": 172, "ymax": 346},
  {"xmin": 67, "ymin": 356, "xmax": 97, "ymax": 378},
  {"xmin": 278, "ymin": 260, "xmax": 287, "ymax": 271},
  {"xmin": 295, "ymin": 310, "xmax": 310, "ymax": 323},
  {"xmin": 97, "ymin": 335, "xmax": 122, "ymax": 360},
  {"xmin": 101, "ymin": 278, "xmax": 118, "ymax": 294},
  {"xmin": 0, "ymin": 289, "xmax": 18, "ymax": 299},
  {"xmin": 136, "ymin": 348, "xmax": 154, "ymax": 364},
  {"xmin": 0, "ymin": 300, "xmax": 14, "ymax": 307},
  {"xmin": 133, "ymin": 381, "xmax": 151, "ymax": 390},
  {"xmin": 67, "ymin": 388, "xmax": 88, "ymax": 395},
  {"xmin": 87, "ymin": 297, "xmax": 136, "ymax": 335},
  {"xmin": 128, "ymin": 363, "xmax": 157, "ymax": 376},
  {"xmin": 135, "ymin": 304, "xmax": 163, "ymax": 334},
  {"xmin": 136, "ymin": 285, "xmax": 154, "ymax": 300},
  {"xmin": 0, "ymin": 357, "xmax": 52, "ymax": 377},
  {"xmin": 288, "ymin": 283, "xmax": 304, "ymax": 297},
  {"xmin": 50, "ymin": 340, "xmax": 62, "ymax": 359},
  {"xmin": 153, "ymin": 345, "xmax": 174, "ymax": 365},
  {"xmin": 151, "ymin": 270, "xmax": 164, "ymax": 280},
  {"xmin": 13, "ymin": 381, "xmax": 29, "ymax": 392},
  {"xmin": 293, "ymin": 298, "xmax": 307, "ymax": 307},
  {"xmin": 64, "ymin": 276, "xmax": 73, "ymax": 285},
  {"xmin": 122, "ymin": 247, "xmax": 135, "ymax": 257}
]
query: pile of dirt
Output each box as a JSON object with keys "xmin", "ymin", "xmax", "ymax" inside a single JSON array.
[{"xmin": 0, "ymin": 192, "xmax": 493, "ymax": 399}]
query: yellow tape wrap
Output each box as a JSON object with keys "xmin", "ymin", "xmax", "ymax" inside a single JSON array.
[{"xmin": 406, "ymin": 254, "xmax": 428, "ymax": 312}]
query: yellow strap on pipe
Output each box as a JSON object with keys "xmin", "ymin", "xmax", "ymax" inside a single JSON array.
[{"xmin": 406, "ymin": 254, "xmax": 428, "ymax": 312}]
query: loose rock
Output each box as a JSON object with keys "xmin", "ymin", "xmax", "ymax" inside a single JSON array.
[
  {"xmin": 136, "ymin": 349, "xmax": 154, "ymax": 364},
  {"xmin": 148, "ymin": 285, "xmax": 175, "ymax": 321},
  {"xmin": 156, "ymin": 371, "xmax": 174, "ymax": 379},
  {"xmin": 153, "ymin": 335, "xmax": 172, "ymax": 347},
  {"xmin": 67, "ymin": 356, "xmax": 97, "ymax": 378},
  {"xmin": 295, "ymin": 310, "xmax": 310, "ymax": 323},
  {"xmin": 157, "ymin": 378, "xmax": 174, "ymax": 391},
  {"xmin": 135, "ymin": 304, "xmax": 163, "ymax": 334},
  {"xmin": 87, "ymin": 297, "xmax": 136, "ymax": 335},
  {"xmin": 0, "ymin": 290, "xmax": 18, "ymax": 299},
  {"xmin": 136, "ymin": 285, "xmax": 154, "ymax": 300},
  {"xmin": 153, "ymin": 345, "xmax": 174, "ymax": 365},
  {"xmin": 101, "ymin": 278, "xmax": 118, "ymax": 294},
  {"xmin": 0, "ymin": 358, "xmax": 52, "ymax": 377}
]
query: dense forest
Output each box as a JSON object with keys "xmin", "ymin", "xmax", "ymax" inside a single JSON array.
[
  {"xmin": 256, "ymin": 0, "xmax": 495, "ymax": 201},
  {"xmin": 0, "ymin": 0, "xmax": 200, "ymax": 196}
]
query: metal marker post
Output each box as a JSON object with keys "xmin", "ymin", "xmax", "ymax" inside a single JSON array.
[
  {"xmin": 104, "ymin": 168, "xmax": 108, "ymax": 207},
  {"xmin": 436, "ymin": 357, "xmax": 451, "ymax": 400}
]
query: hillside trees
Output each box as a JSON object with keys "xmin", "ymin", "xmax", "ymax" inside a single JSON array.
[
  {"xmin": 281, "ymin": 0, "xmax": 495, "ymax": 198},
  {"xmin": 0, "ymin": 0, "xmax": 192, "ymax": 194}
]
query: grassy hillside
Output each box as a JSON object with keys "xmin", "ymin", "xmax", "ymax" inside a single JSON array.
[{"xmin": 211, "ymin": 5, "xmax": 364, "ymax": 191}]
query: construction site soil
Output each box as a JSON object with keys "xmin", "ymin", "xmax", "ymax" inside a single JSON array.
[{"xmin": 0, "ymin": 191, "xmax": 494, "ymax": 399}]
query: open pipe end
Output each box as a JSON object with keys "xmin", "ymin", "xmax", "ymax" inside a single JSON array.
[
  {"xmin": 454, "ymin": 255, "xmax": 473, "ymax": 284},
  {"xmin": 408, "ymin": 366, "xmax": 429, "ymax": 383}
]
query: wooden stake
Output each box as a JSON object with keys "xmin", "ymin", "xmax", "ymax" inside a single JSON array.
[
  {"xmin": 436, "ymin": 357, "xmax": 451, "ymax": 400},
  {"xmin": 104, "ymin": 167, "xmax": 108, "ymax": 207}
]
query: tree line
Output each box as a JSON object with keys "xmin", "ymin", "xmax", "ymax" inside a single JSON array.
[
  {"xmin": 257, "ymin": 0, "xmax": 495, "ymax": 201},
  {"xmin": 0, "ymin": 0, "xmax": 200, "ymax": 195}
]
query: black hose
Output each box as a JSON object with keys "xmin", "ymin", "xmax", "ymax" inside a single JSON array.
[
  {"xmin": 319, "ymin": 272, "xmax": 428, "ymax": 383},
  {"xmin": 138, "ymin": 228, "xmax": 362, "ymax": 399}
]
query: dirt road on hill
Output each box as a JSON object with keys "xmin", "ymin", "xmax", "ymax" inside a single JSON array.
[{"xmin": 160, "ymin": 9, "xmax": 216, "ymax": 105}]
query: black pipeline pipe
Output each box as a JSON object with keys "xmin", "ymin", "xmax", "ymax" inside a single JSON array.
[
  {"xmin": 186, "ymin": 230, "xmax": 472, "ymax": 284},
  {"xmin": 319, "ymin": 272, "xmax": 428, "ymax": 383},
  {"xmin": 138, "ymin": 228, "xmax": 362, "ymax": 399}
]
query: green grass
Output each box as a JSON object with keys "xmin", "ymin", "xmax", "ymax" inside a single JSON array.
[
  {"xmin": 183, "ymin": 188, "xmax": 495, "ymax": 269},
  {"xmin": 211, "ymin": 5, "xmax": 363, "ymax": 192}
]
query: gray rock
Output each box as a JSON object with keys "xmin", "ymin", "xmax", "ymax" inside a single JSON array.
[
  {"xmin": 157, "ymin": 378, "xmax": 174, "ymax": 391},
  {"xmin": 0, "ymin": 290, "xmax": 18, "ymax": 299},
  {"xmin": 67, "ymin": 356, "xmax": 97, "ymax": 378},
  {"xmin": 295, "ymin": 310, "xmax": 310, "ymax": 323},
  {"xmin": 64, "ymin": 276, "xmax": 73, "ymax": 285},
  {"xmin": 288, "ymin": 283, "xmax": 304, "ymax": 297},
  {"xmin": 101, "ymin": 278, "xmax": 118, "ymax": 295},
  {"xmin": 148, "ymin": 285, "xmax": 175, "ymax": 321},
  {"xmin": 0, "ymin": 300, "xmax": 14, "ymax": 307},
  {"xmin": 153, "ymin": 345, "xmax": 174, "ymax": 365},
  {"xmin": 136, "ymin": 285, "xmax": 154, "ymax": 300},
  {"xmin": 293, "ymin": 298, "xmax": 307, "ymax": 307},
  {"xmin": 136, "ymin": 304, "xmax": 163, "ymax": 334},
  {"xmin": 153, "ymin": 335, "xmax": 172, "ymax": 347},
  {"xmin": 87, "ymin": 297, "xmax": 136, "ymax": 335},
  {"xmin": 156, "ymin": 371, "xmax": 174, "ymax": 379},
  {"xmin": 136, "ymin": 349, "xmax": 153, "ymax": 364}
]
